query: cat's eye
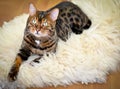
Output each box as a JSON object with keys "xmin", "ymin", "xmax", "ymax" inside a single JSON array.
[
  {"xmin": 32, "ymin": 19, "xmax": 36, "ymax": 24},
  {"xmin": 43, "ymin": 22, "xmax": 48, "ymax": 26},
  {"xmin": 42, "ymin": 19, "xmax": 48, "ymax": 26}
]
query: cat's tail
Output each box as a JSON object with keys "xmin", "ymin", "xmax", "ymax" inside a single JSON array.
[{"xmin": 83, "ymin": 19, "xmax": 92, "ymax": 29}]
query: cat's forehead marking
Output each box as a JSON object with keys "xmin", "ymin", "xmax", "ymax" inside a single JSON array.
[{"xmin": 38, "ymin": 11, "xmax": 46, "ymax": 21}]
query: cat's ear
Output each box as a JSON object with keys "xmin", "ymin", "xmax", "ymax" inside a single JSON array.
[
  {"xmin": 48, "ymin": 8, "xmax": 59, "ymax": 22},
  {"xmin": 29, "ymin": 3, "xmax": 36, "ymax": 16}
]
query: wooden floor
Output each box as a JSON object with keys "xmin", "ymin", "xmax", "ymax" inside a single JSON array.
[
  {"xmin": 0, "ymin": 0, "xmax": 63, "ymax": 26},
  {"xmin": 26, "ymin": 71, "xmax": 120, "ymax": 89},
  {"xmin": 0, "ymin": 0, "xmax": 120, "ymax": 89}
]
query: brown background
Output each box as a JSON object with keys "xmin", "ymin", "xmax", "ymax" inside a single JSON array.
[{"xmin": 0, "ymin": 0, "xmax": 120, "ymax": 89}]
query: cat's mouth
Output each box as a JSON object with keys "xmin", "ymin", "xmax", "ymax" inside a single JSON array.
[{"xmin": 34, "ymin": 30, "xmax": 48, "ymax": 37}]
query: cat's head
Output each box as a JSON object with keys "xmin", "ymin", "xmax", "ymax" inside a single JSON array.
[{"xmin": 26, "ymin": 4, "xmax": 59, "ymax": 38}]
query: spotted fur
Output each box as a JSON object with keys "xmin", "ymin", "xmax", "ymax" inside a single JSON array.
[
  {"xmin": 8, "ymin": 1, "xmax": 91, "ymax": 82},
  {"xmin": 48, "ymin": 1, "xmax": 92, "ymax": 41}
]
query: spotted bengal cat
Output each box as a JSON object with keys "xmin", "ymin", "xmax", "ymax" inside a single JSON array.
[{"xmin": 8, "ymin": 1, "xmax": 91, "ymax": 82}]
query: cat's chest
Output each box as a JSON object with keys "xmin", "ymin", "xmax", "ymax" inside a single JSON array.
[{"xmin": 35, "ymin": 40, "xmax": 40, "ymax": 45}]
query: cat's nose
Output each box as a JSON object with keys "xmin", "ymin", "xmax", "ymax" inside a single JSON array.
[
  {"xmin": 35, "ymin": 30, "xmax": 39, "ymax": 34},
  {"xmin": 36, "ymin": 30, "xmax": 39, "ymax": 34},
  {"xmin": 37, "ymin": 28, "xmax": 41, "ymax": 31}
]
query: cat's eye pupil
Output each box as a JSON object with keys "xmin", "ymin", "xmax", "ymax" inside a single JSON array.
[
  {"xmin": 32, "ymin": 20, "xmax": 36, "ymax": 24},
  {"xmin": 43, "ymin": 22, "xmax": 47, "ymax": 26}
]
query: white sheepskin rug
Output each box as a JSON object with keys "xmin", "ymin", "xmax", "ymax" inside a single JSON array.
[{"xmin": 0, "ymin": 0, "xmax": 120, "ymax": 89}]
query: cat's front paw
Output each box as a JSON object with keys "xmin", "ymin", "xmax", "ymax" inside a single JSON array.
[
  {"xmin": 30, "ymin": 56, "xmax": 42, "ymax": 66},
  {"xmin": 7, "ymin": 65, "xmax": 18, "ymax": 82}
]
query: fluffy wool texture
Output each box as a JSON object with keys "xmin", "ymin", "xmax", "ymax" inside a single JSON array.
[{"xmin": 0, "ymin": 0, "xmax": 120, "ymax": 89}]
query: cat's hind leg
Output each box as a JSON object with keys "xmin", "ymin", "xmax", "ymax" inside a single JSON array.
[
  {"xmin": 30, "ymin": 55, "xmax": 43, "ymax": 66},
  {"xmin": 83, "ymin": 19, "xmax": 92, "ymax": 29},
  {"xmin": 33, "ymin": 56, "xmax": 42, "ymax": 63},
  {"xmin": 71, "ymin": 19, "xmax": 92, "ymax": 34}
]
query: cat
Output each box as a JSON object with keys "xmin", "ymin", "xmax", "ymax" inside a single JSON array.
[{"xmin": 8, "ymin": 1, "xmax": 91, "ymax": 82}]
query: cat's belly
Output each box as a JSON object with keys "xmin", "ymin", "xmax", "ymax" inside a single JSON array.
[
  {"xmin": 30, "ymin": 47, "xmax": 44, "ymax": 55},
  {"xmin": 29, "ymin": 42, "xmax": 57, "ymax": 55}
]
